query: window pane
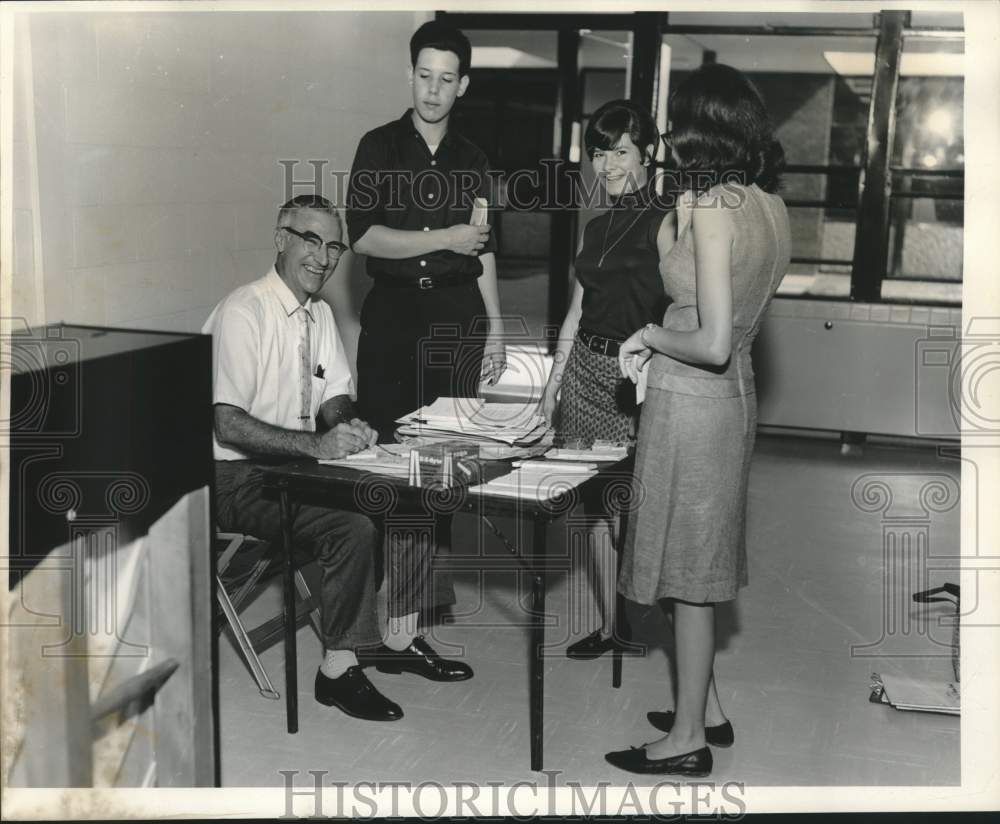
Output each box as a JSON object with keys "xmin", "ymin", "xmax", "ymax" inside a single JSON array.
[
  {"xmin": 777, "ymin": 272, "xmax": 851, "ymax": 299},
  {"xmin": 465, "ymin": 29, "xmax": 559, "ymax": 340},
  {"xmin": 661, "ymin": 32, "xmax": 872, "ymax": 300},
  {"xmin": 881, "ymin": 280, "xmax": 961, "ymax": 304},
  {"xmin": 663, "ymin": 33, "xmax": 877, "ymax": 75},
  {"xmin": 577, "ymin": 35, "xmax": 630, "ymax": 248},
  {"xmin": 887, "ymin": 198, "xmax": 963, "ymax": 281},
  {"xmin": 781, "ymin": 170, "xmax": 859, "ymax": 211},
  {"xmin": 909, "ymin": 11, "xmax": 964, "ymax": 28},
  {"xmin": 659, "ymin": 34, "xmax": 874, "ymax": 177},
  {"xmin": 891, "ymin": 61, "xmax": 964, "ymax": 169},
  {"xmin": 581, "ymin": 69, "xmax": 626, "ymax": 116},
  {"xmin": 580, "ymin": 30, "xmax": 630, "ymax": 115},
  {"xmin": 787, "ymin": 206, "xmax": 855, "ymax": 274},
  {"xmin": 886, "ymin": 34, "xmax": 964, "ymax": 288},
  {"xmin": 667, "ymin": 12, "xmax": 875, "ymax": 29}
]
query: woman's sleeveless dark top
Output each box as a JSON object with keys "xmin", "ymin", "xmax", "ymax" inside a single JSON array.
[{"xmin": 574, "ymin": 191, "xmax": 670, "ymax": 340}]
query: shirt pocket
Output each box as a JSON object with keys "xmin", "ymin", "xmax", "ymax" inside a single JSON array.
[{"xmin": 309, "ymin": 374, "xmax": 328, "ymax": 420}]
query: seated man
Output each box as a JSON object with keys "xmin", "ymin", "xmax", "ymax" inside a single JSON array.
[{"xmin": 205, "ymin": 194, "xmax": 469, "ymax": 724}]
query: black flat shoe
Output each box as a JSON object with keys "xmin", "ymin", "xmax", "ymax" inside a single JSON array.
[
  {"xmin": 566, "ymin": 631, "xmax": 615, "ymax": 660},
  {"xmin": 314, "ymin": 666, "xmax": 403, "ymax": 721},
  {"xmin": 362, "ymin": 636, "xmax": 473, "ymax": 682},
  {"xmin": 605, "ymin": 744, "xmax": 712, "ymax": 776},
  {"xmin": 646, "ymin": 711, "xmax": 735, "ymax": 747}
]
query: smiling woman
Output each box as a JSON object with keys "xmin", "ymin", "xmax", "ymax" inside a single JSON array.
[{"xmin": 540, "ymin": 99, "xmax": 671, "ymax": 664}]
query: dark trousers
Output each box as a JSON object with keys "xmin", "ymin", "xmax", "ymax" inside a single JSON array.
[
  {"xmin": 356, "ymin": 280, "xmax": 487, "ymax": 441},
  {"xmin": 215, "ymin": 461, "xmax": 455, "ymax": 630},
  {"xmin": 356, "ymin": 281, "xmax": 475, "ymax": 617},
  {"xmin": 383, "ymin": 524, "xmax": 456, "ymax": 618},
  {"xmin": 215, "ymin": 460, "xmax": 380, "ymax": 652}
]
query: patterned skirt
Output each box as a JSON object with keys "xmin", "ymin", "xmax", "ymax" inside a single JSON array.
[{"xmin": 554, "ymin": 338, "xmax": 637, "ymax": 445}]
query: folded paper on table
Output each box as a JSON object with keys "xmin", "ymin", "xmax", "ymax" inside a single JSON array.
[
  {"xmin": 546, "ymin": 445, "xmax": 628, "ymax": 462},
  {"xmin": 512, "ymin": 459, "xmax": 599, "ymax": 472},
  {"xmin": 479, "ymin": 442, "xmax": 552, "ymax": 461},
  {"xmin": 319, "ymin": 444, "xmax": 411, "ymax": 477},
  {"xmin": 471, "ymin": 465, "xmax": 598, "ymax": 501}
]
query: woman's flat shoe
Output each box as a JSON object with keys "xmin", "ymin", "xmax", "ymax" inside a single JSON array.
[
  {"xmin": 605, "ymin": 744, "xmax": 712, "ymax": 776},
  {"xmin": 646, "ymin": 711, "xmax": 735, "ymax": 747},
  {"xmin": 566, "ymin": 631, "xmax": 615, "ymax": 660}
]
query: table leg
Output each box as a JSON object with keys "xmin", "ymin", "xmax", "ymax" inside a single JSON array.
[
  {"xmin": 612, "ymin": 592, "xmax": 624, "ymax": 689},
  {"xmin": 530, "ymin": 517, "xmax": 546, "ymax": 772},
  {"xmin": 612, "ymin": 505, "xmax": 627, "ymax": 689},
  {"xmin": 279, "ymin": 483, "xmax": 298, "ymax": 734}
]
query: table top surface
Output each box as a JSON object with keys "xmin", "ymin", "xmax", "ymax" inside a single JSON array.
[{"xmin": 261, "ymin": 455, "xmax": 635, "ymax": 519}]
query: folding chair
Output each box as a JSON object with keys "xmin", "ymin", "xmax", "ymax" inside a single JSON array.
[{"xmin": 216, "ymin": 532, "xmax": 322, "ymax": 700}]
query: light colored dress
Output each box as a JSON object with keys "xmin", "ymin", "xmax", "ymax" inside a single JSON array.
[{"xmin": 619, "ymin": 184, "xmax": 791, "ymax": 604}]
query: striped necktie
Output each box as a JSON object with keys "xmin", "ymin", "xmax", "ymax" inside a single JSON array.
[{"xmin": 297, "ymin": 307, "xmax": 312, "ymax": 430}]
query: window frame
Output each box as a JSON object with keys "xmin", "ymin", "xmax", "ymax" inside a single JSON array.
[{"xmin": 441, "ymin": 9, "xmax": 966, "ymax": 318}]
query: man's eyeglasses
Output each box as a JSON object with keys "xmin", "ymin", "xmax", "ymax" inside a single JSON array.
[{"xmin": 281, "ymin": 226, "xmax": 349, "ymax": 257}]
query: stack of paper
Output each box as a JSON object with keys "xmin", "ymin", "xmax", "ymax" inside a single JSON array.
[
  {"xmin": 396, "ymin": 397, "xmax": 548, "ymax": 446},
  {"xmin": 471, "ymin": 460, "xmax": 598, "ymax": 501},
  {"xmin": 547, "ymin": 445, "xmax": 628, "ymax": 462}
]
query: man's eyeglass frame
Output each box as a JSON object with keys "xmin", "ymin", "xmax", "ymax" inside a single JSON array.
[{"xmin": 281, "ymin": 226, "xmax": 348, "ymax": 257}]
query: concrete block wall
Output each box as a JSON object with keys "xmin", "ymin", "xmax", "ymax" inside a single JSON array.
[{"xmin": 11, "ymin": 9, "xmax": 428, "ymax": 348}]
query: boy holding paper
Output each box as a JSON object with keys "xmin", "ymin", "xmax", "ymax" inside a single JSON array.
[{"xmin": 346, "ymin": 20, "xmax": 506, "ymax": 442}]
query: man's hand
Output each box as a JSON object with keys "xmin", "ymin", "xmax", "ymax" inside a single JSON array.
[
  {"xmin": 446, "ymin": 224, "xmax": 490, "ymax": 256},
  {"xmin": 347, "ymin": 417, "xmax": 379, "ymax": 448},
  {"xmin": 314, "ymin": 422, "xmax": 371, "ymax": 460},
  {"xmin": 480, "ymin": 335, "xmax": 507, "ymax": 386}
]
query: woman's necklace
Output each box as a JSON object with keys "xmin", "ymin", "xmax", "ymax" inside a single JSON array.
[{"xmin": 598, "ymin": 198, "xmax": 651, "ymax": 268}]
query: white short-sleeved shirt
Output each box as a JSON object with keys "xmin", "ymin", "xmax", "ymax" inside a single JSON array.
[{"xmin": 203, "ymin": 267, "xmax": 354, "ymax": 460}]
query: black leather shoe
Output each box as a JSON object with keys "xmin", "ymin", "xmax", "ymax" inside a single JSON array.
[
  {"xmin": 605, "ymin": 744, "xmax": 713, "ymax": 776},
  {"xmin": 646, "ymin": 711, "xmax": 734, "ymax": 747},
  {"xmin": 363, "ymin": 636, "xmax": 473, "ymax": 682},
  {"xmin": 566, "ymin": 631, "xmax": 615, "ymax": 660},
  {"xmin": 314, "ymin": 666, "xmax": 403, "ymax": 721}
]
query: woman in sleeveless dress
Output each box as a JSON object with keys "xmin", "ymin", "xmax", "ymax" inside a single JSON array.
[
  {"xmin": 540, "ymin": 100, "xmax": 671, "ymax": 660},
  {"xmin": 605, "ymin": 65, "xmax": 791, "ymax": 776}
]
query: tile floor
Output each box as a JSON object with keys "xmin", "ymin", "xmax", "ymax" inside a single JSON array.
[{"xmin": 217, "ymin": 434, "xmax": 961, "ymax": 787}]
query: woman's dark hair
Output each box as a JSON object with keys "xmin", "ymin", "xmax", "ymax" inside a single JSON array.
[
  {"xmin": 667, "ymin": 64, "xmax": 785, "ymax": 193},
  {"xmin": 410, "ymin": 21, "xmax": 472, "ymax": 77},
  {"xmin": 584, "ymin": 99, "xmax": 660, "ymax": 163}
]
